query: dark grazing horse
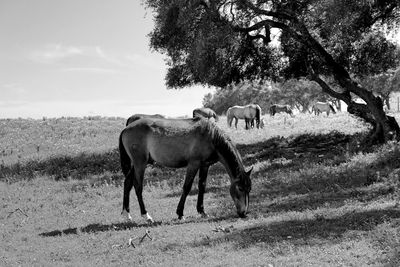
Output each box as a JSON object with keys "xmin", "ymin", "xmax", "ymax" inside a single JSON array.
[
  {"xmin": 269, "ymin": 104, "xmax": 294, "ymax": 117},
  {"xmin": 193, "ymin": 107, "xmax": 218, "ymax": 121},
  {"xmin": 119, "ymin": 117, "xmax": 252, "ymax": 223},
  {"xmin": 125, "ymin": 113, "xmax": 165, "ymax": 126},
  {"xmin": 312, "ymin": 102, "xmax": 336, "ymax": 116},
  {"xmin": 226, "ymin": 104, "xmax": 262, "ymax": 130}
]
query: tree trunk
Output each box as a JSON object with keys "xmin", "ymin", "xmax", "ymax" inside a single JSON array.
[
  {"xmin": 346, "ymin": 84, "xmax": 399, "ymax": 144},
  {"xmin": 296, "ymin": 25, "xmax": 400, "ymax": 145},
  {"xmin": 336, "ymin": 99, "xmax": 341, "ymax": 112},
  {"xmin": 312, "ymin": 75, "xmax": 400, "ymax": 144}
]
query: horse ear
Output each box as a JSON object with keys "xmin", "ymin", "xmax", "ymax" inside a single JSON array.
[{"xmin": 246, "ymin": 166, "xmax": 253, "ymax": 176}]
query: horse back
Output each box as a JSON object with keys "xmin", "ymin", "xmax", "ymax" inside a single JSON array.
[{"xmin": 122, "ymin": 118, "xmax": 217, "ymax": 168}]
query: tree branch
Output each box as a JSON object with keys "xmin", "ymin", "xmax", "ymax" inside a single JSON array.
[
  {"xmin": 310, "ymin": 74, "xmax": 351, "ymax": 103},
  {"xmin": 237, "ymin": 0, "xmax": 295, "ymax": 21}
]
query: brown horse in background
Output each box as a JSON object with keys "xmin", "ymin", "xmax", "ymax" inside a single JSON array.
[
  {"xmin": 269, "ymin": 104, "xmax": 294, "ymax": 117},
  {"xmin": 119, "ymin": 117, "xmax": 252, "ymax": 223},
  {"xmin": 193, "ymin": 107, "xmax": 218, "ymax": 121},
  {"xmin": 126, "ymin": 113, "xmax": 165, "ymax": 126}
]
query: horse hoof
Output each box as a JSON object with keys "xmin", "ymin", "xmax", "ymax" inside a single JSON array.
[
  {"xmin": 142, "ymin": 213, "xmax": 154, "ymax": 224},
  {"xmin": 122, "ymin": 210, "xmax": 133, "ymax": 221},
  {"xmin": 178, "ymin": 215, "xmax": 185, "ymax": 221}
]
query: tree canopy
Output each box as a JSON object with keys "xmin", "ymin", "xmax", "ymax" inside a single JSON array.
[
  {"xmin": 144, "ymin": 0, "xmax": 400, "ymax": 143},
  {"xmin": 145, "ymin": 0, "xmax": 399, "ymax": 87}
]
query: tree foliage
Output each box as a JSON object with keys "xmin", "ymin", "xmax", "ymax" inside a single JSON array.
[
  {"xmin": 145, "ymin": 0, "xmax": 399, "ymax": 87},
  {"xmin": 144, "ymin": 0, "xmax": 400, "ymax": 143}
]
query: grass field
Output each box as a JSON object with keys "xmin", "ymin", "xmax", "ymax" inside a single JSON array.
[{"xmin": 1, "ymin": 112, "xmax": 400, "ymax": 266}]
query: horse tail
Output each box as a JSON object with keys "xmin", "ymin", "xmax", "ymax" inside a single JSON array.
[
  {"xmin": 119, "ymin": 131, "xmax": 132, "ymax": 178},
  {"xmin": 329, "ymin": 104, "xmax": 336, "ymax": 113},
  {"xmin": 255, "ymin": 105, "xmax": 261, "ymax": 127}
]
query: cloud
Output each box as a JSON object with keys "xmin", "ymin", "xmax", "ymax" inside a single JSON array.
[
  {"xmin": 30, "ymin": 44, "xmax": 83, "ymax": 64},
  {"xmin": 61, "ymin": 67, "xmax": 119, "ymax": 74},
  {"xmin": 95, "ymin": 46, "xmax": 124, "ymax": 66},
  {"xmin": 29, "ymin": 44, "xmax": 165, "ymax": 74}
]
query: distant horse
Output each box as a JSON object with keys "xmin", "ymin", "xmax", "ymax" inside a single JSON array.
[
  {"xmin": 226, "ymin": 104, "xmax": 262, "ymax": 130},
  {"xmin": 193, "ymin": 107, "xmax": 218, "ymax": 121},
  {"xmin": 119, "ymin": 117, "xmax": 252, "ymax": 223},
  {"xmin": 269, "ymin": 104, "xmax": 293, "ymax": 117},
  {"xmin": 312, "ymin": 102, "xmax": 336, "ymax": 116},
  {"xmin": 126, "ymin": 113, "xmax": 165, "ymax": 126}
]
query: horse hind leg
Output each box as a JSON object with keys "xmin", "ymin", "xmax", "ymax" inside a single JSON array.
[
  {"xmin": 123, "ymin": 147, "xmax": 154, "ymax": 224},
  {"xmin": 122, "ymin": 166, "xmax": 136, "ymax": 221},
  {"xmin": 245, "ymin": 118, "xmax": 249, "ymax": 130},
  {"xmin": 133, "ymin": 163, "xmax": 154, "ymax": 223}
]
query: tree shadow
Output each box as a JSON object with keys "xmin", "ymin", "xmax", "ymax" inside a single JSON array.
[
  {"xmin": 237, "ymin": 131, "xmax": 355, "ymax": 170},
  {"xmin": 251, "ymin": 184, "xmax": 395, "ymax": 215},
  {"xmin": 191, "ymin": 207, "xmax": 400, "ymax": 248},
  {"xmin": 1, "ymin": 131, "xmax": 355, "ymax": 183}
]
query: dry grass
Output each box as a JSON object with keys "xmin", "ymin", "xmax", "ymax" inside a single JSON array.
[{"xmin": 1, "ymin": 112, "xmax": 400, "ymax": 266}]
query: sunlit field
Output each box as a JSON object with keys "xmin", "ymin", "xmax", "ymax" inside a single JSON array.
[{"xmin": 1, "ymin": 112, "xmax": 400, "ymax": 266}]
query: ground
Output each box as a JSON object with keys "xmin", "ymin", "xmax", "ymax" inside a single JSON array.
[{"xmin": 1, "ymin": 113, "xmax": 400, "ymax": 266}]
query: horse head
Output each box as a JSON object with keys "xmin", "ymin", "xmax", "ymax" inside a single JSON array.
[{"xmin": 230, "ymin": 167, "xmax": 252, "ymax": 218}]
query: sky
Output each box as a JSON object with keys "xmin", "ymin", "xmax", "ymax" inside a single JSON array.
[{"xmin": 0, "ymin": 0, "xmax": 214, "ymax": 119}]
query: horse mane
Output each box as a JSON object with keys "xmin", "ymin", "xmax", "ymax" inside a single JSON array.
[{"xmin": 197, "ymin": 119, "xmax": 246, "ymax": 180}]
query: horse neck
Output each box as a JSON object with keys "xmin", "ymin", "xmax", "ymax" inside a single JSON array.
[{"xmin": 213, "ymin": 136, "xmax": 245, "ymax": 182}]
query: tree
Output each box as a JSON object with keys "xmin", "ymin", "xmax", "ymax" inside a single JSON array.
[{"xmin": 144, "ymin": 0, "xmax": 400, "ymax": 144}]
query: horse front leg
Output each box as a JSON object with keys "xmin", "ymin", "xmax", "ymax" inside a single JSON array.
[
  {"xmin": 176, "ymin": 163, "xmax": 199, "ymax": 220},
  {"xmin": 197, "ymin": 165, "xmax": 209, "ymax": 218},
  {"xmin": 234, "ymin": 118, "xmax": 238, "ymax": 129}
]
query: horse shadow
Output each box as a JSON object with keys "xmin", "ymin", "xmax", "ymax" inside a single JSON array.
[
  {"xmin": 39, "ymin": 214, "xmax": 239, "ymax": 237},
  {"xmin": 39, "ymin": 221, "xmax": 163, "ymax": 237}
]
